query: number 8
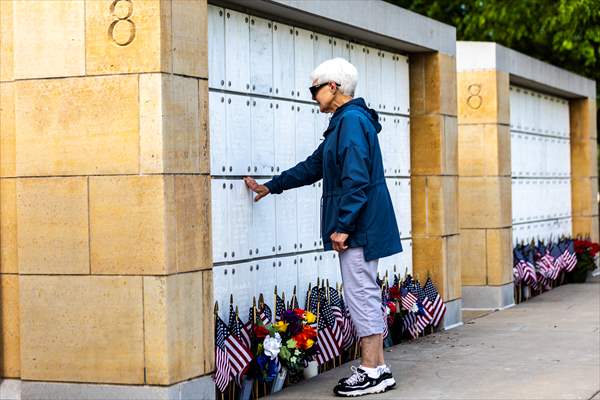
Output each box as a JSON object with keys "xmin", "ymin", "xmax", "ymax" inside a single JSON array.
[{"xmin": 108, "ymin": 0, "xmax": 136, "ymax": 46}]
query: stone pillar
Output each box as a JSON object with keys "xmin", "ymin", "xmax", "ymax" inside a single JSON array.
[
  {"xmin": 0, "ymin": 1, "xmax": 215, "ymax": 397},
  {"xmin": 570, "ymin": 98, "xmax": 599, "ymax": 242},
  {"xmin": 409, "ymin": 52, "xmax": 462, "ymax": 328},
  {"xmin": 456, "ymin": 69, "xmax": 514, "ymax": 310}
]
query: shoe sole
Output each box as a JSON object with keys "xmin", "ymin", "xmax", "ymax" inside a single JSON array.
[{"xmin": 334, "ymin": 379, "xmax": 396, "ymax": 397}]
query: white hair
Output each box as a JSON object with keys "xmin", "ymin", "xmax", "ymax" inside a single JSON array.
[{"xmin": 309, "ymin": 57, "xmax": 358, "ymax": 97}]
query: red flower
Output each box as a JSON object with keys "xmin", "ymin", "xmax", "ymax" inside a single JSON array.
[
  {"xmin": 302, "ymin": 325, "xmax": 317, "ymax": 339},
  {"xmin": 292, "ymin": 308, "xmax": 305, "ymax": 318},
  {"xmin": 388, "ymin": 286, "xmax": 400, "ymax": 300},
  {"xmin": 253, "ymin": 325, "xmax": 269, "ymax": 339},
  {"xmin": 386, "ymin": 301, "xmax": 397, "ymax": 315}
]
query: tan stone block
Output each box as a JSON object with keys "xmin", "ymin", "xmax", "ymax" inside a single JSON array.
[
  {"xmin": 458, "ymin": 176, "xmax": 512, "ymax": 228},
  {"xmin": 13, "ymin": 0, "xmax": 85, "ymax": 79},
  {"xmin": 144, "ymin": 271, "xmax": 205, "ymax": 385},
  {"xmin": 15, "ymin": 75, "xmax": 139, "ymax": 176},
  {"xmin": 0, "ymin": 0, "xmax": 13, "ymax": 82},
  {"xmin": 570, "ymin": 98, "xmax": 596, "ymax": 141},
  {"xmin": 486, "ymin": 227, "xmax": 513, "ymax": 285},
  {"xmin": 446, "ymin": 233, "xmax": 461, "ymax": 301},
  {"xmin": 572, "ymin": 215, "xmax": 599, "ymax": 243},
  {"xmin": 199, "ymin": 79, "xmax": 210, "ymax": 174},
  {"xmin": 1, "ymin": 274, "xmax": 20, "ymax": 377},
  {"xmin": 458, "ymin": 123, "xmax": 511, "ymax": 177},
  {"xmin": 410, "ymin": 114, "xmax": 458, "ymax": 175},
  {"xmin": 590, "ymin": 98, "xmax": 597, "ymax": 140},
  {"xmin": 172, "ymin": 0, "xmax": 208, "ymax": 78},
  {"xmin": 17, "ymin": 177, "xmax": 89, "ymax": 274},
  {"xmin": 409, "ymin": 53, "xmax": 457, "ymax": 116},
  {"xmin": 0, "ymin": 81, "xmax": 15, "ymax": 177},
  {"xmin": 202, "ymin": 269, "xmax": 214, "ymax": 373},
  {"xmin": 437, "ymin": 53, "xmax": 458, "ymax": 117},
  {"xmin": 173, "ymin": 175, "xmax": 212, "ymax": 272},
  {"xmin": 1, "ymin": 178, "xmax": 17, "ymax": 273},
  {"xmin": 457, "ymin": 70, "xmax": 510, "ymax": 125},
  {"xmin": 20, "ymin": 275, "xmax": 144, "ymax": 383},
  {"xmin": 571, "ymin": 138, "xmax": 597, "ymax": 178},
  {"xmin": 411, "ymin": 175, "xmax": 458, "ymax": 236},
  {"xmin": 85, "ymin": 0, "xmax": 167, "ymax": 75},
  {"xmin": 412, "ymin": 234, "xmax": 460, "ymax": 301},
  {"xmin": 460, "ymin": 229, "xmax": 486, "ymax": 285},
  {"xmin": 90, "ymin": 175, "xmax": 173, "ymax": 275},
  {"xmin": 140, "ymin": 74, "xmax": 204, "ymax": 174},
  {"xmin": 572, "ymin": 177, "xmax": 598, "ymax": 217}
]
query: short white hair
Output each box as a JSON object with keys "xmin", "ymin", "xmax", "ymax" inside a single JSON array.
[{"xmin": 309, "ymin": 57, "xmax": 358, "ymax": 97}]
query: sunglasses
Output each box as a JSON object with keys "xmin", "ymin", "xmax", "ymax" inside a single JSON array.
[{"xmin": 309, "ymin": 81, "xmax": 341, "ymax": 100}]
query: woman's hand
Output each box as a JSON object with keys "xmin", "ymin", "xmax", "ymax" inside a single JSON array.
[
  {"xmin": 330, "ymin": 232, "xmax": 349, "ymax": 252},
  {"xmin": 243, "ymin": 176, "xmax": 270, "ymax": 202}
]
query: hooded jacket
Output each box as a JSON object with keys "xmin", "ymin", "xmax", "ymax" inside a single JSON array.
[{"xmin": 264, "ymin": 97, "xmax": 403, "ymax": 261}]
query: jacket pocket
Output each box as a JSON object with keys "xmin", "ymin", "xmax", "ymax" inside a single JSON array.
[{"xmin": 321, "ymin": 194, "xmax": 340, "ymax": 238}]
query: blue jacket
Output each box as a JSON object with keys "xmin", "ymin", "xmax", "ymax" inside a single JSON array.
[{"xmin": 264, "ymin": 97, "xmax": 403, "ymax": 261}]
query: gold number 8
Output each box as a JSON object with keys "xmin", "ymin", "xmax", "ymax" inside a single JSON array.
[
  {"xmin": 108, "ymin": 0, "xmax": 136, "ymax": 46},
  {"xmin": 466, "ymin": 83, "xmax": 482, "ymax": 110}
]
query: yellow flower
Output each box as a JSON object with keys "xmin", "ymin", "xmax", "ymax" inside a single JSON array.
[
  {"xmin": 305, "ymin": 339, "xmax": 314, "ymax": 349},
  {"xmin": 274, "ymin": 320, "xmax": 288, "ymax": 333},
  {"xmin": 305, "ymin": 311, "xmax": 316, "ymax": 324}
]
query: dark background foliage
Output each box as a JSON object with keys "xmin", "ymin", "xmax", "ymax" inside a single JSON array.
[{"xmin": 387, "ymin": 0, "xmax": 600, "ymax": 171}]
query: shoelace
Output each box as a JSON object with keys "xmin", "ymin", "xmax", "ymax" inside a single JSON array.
[{"xmin": 343, "ymin": 366, "xmax": 367, "ymax": 385}]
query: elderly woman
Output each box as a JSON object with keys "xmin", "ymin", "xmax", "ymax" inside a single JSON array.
[{"xmin": 243, "ymin": 57, "xmax": 402, "ymax": 397}]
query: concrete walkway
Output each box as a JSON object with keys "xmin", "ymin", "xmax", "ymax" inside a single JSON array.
[{"xmin": 274, "ymin": 277, "xmax": 600, "ymax": 400}]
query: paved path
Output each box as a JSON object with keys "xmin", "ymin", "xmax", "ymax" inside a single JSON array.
[{"xmin": 274, "ymin": 277, "xmax": 600, "ymax": 399}]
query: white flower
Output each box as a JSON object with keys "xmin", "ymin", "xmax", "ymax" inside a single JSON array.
[
  {"xmin": 290, "ymin": 356, "xmax": 297, "ymax": 363},
  {"xmin": 411, "ymin": 303, "xmax": 419, "ymax": 313},
  {"xmin": 385, "ymin": 306, "xmax": 391, "ymax": 315},
  {"xmin": 263, "ymin": 332, "xmax": 282, "ymax": 360}
]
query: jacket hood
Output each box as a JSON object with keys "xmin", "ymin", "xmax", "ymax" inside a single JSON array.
[{"xmin": 323, "ymin": 97, "xmax": 382, "ymax": 137}]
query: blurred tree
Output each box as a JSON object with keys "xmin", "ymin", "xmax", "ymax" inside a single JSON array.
[
  {"xmin": 387, "ymin": 0, "xmax": 599, "ymax": 86},
  {"xmin": 389, "ymin": 0, "xmax": 599, "ymax": 172}
]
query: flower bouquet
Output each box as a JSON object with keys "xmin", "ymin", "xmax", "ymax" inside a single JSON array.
[
  {"xmin": 569, "ymin": 238, "xmax": 600, "ymax": 283},
  {"xmin": 252, "ymin": 307, "xmax": 319, "ymax": 385},
  {"xmin": 273, "ymin": 308, "xmax": 319, "ymax": 376},
  {"xmin": 252, "ymin": 323, "xmax": 282, "ymax": 383}
]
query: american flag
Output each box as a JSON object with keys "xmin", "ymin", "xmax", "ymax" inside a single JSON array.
[
  {"xmin": 563, "ymin": 240, "xmax": 577, "ymax": 272},
  {"xmin": 524, "ymin": 245, "xmax": 539, "ymax": 289},
  {"xmin": 327, "ymin": 286, "xmax": 345, "ymax": 330},
  {"xmin": 402, "ymin": 310, "xmax": 418, "ymax": 339},
  {"xmin": 315, "ymin": 289, "xmax": 341, "ymax": 365},
  {"xmin": 339, "ymin": 293, "xmax": 357, "ymax": 350},
  {"xmin": 307, "ymin": 285, "xmax": 319, "ymax": 315},
  {"xmin": 249, "ymin": 301, "xmax": 272, "ymax": 325},
  {"xmin": 513, "ymin": 247, "xmax": 529, "ymax": 284},
  {"xmin": 380, "ymin": 286, "xmax": 390, "ymax": 340},
  {"xmin": 289, "ymin": 287, "xmax": 300, "ymax": 309},
  {"xmin": 275, "ymin": 293, "xmax": 286, "ymax": 321},
  {"xmin": 538, "ymin": 242, "xmax": 557, "ymax": 279},
  {"xmin": 229, "ymin": 304, "xmax": 251, "ymax": 349},
  {"xmin": 219, "ymin": 313, "xmax": 253, "ymax": 386},
  {"xmin": 550, "ymin": 243, "xmax": 565, "ymax": 277},
  {"xmin": 258, "ymin": 302, "xmax": 272, "ymax": 325},
  {"xmin": 407, "ymin": 279, "xmax": 433, "ymax": 333},
  {"xmin": 214, "ymin": 315, "xmax": 232, "ymax": 392},
  {"xmin": 319, "ymin": 287, "xmax": 342, "ymax": 347},
  {"xmin": 400, "ymin": 286, "xmax": 417, "ymax": 311},
  {"xmin": 423, "ymin": 277, "xmax": 446, "ymax": 327}
]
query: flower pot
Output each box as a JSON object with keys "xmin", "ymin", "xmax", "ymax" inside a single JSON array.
[
  {"xmin": 303, "ymin": 360, "xmax": 319, "ymax": 379},
  {"xmin": 566, "ymin": 266, "xmax": 588, "ymax": 283},
  {"xmin": 271, "ymin": 366, "xmax": 288, "ymax": 393}
]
